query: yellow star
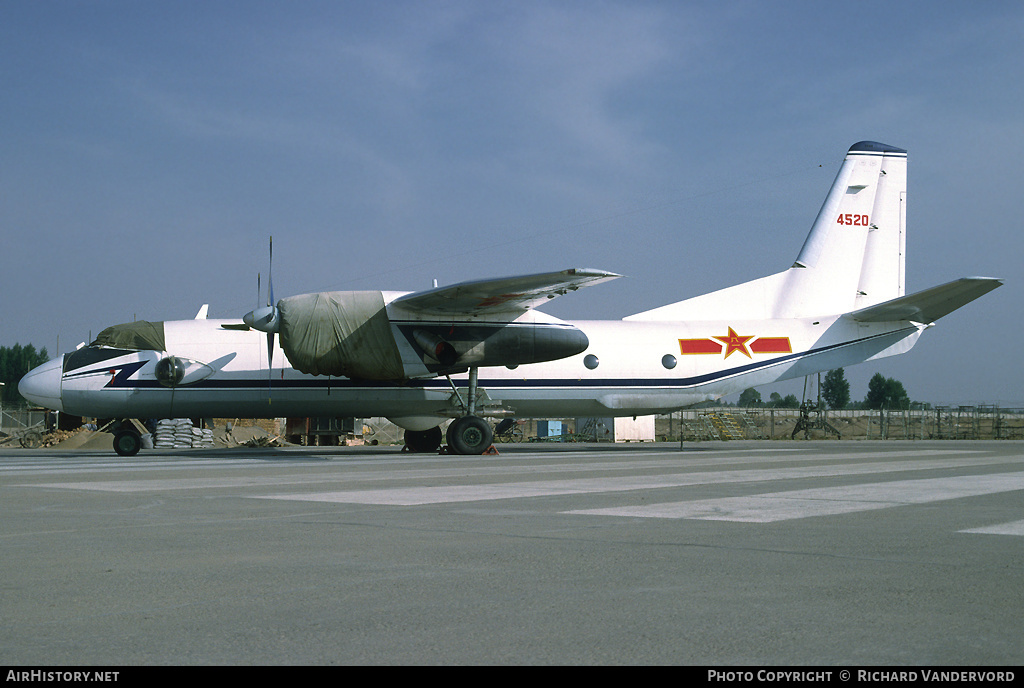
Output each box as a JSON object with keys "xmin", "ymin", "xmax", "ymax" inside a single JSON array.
[{"xmin": 714, "ymin": 327, "xmax": 753, "ymax": 359}]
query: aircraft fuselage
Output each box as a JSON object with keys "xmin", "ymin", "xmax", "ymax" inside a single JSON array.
[{"xmin": 29, "ymin": 313, "xmax": 922, "ymax": 425}]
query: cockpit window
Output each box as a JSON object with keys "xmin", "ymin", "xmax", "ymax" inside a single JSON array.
[
  {"xmin": 63, "ymin": 346, "xmax": 137, "ymax": 373},
  {"xmin": 91, "ymin": 321, "xmax": 166, "ymax": 351}
]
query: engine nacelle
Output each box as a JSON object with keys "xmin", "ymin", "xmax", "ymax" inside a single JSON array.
[
  {"xmin": 277, "ymin": 291, "xmax": 591, "ymax": 380},
  {"xmin": 277, "ymin": 291, "xmax": 404, "ymax": 379},
  {"xmin": 399, "ymin": 321, "xmax": 589, "ymax": 372}
]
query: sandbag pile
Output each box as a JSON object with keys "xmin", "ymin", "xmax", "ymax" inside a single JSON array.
[
  {"xmin": 193, "ymin": 426, "xmax": 216, "ymax": 448},
  {"xmin": 153, "ymin": 419, "xmax": 215, "ymax": 449}
]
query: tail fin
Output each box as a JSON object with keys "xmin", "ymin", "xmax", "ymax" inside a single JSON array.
[
  {"xmin": 625, "ymin": 141, "xmax": 908, "ymax": 321},
  {"xmin": 788, "ymin": 141, "xmax": 907, "ymax": 316}
]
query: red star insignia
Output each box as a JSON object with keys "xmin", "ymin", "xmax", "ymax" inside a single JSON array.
[{"xmin": 714, "ymin": 327, "xmax": 753, "ymax": 359}]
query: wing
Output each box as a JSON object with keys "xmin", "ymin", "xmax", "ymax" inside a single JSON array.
[
  {"xmin": 848, "ymin": 277, "xmax": 1003, "ymax": 323},
  {"xmin": 392, "ymin": 268, "xmax": 621, "ymax": 316}
]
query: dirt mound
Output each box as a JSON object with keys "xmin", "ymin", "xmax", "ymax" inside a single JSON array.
[{"xmin": 52, "ymin": 428, "xmax": 114, "ymax": 451}]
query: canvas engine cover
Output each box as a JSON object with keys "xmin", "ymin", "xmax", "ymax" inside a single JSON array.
[{"xmin": 277, "ymin": 291, "xmax": 404, "ymax": 379}]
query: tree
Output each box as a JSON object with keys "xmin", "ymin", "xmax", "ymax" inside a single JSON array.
[
  {"xmin": 765, "ymin": 392, "xmax": 800, "ymax": 409},
  {"xmin": 738, "ymin": 387, "xmax": 762, "ymax": 407},
  {"xmin": 779, "ymin": 393, "xmax": 801, "ymax": 409},
  {"xmin": 0, "ymin": 344, "xmax": 50, "ymax": 407},
  {"xmin": 864, "ymin": 373, "xmax": 910, "ymax": 410},
  {"xmin": 821, "ymin": 368, "xmax": 851, "ymax": 409}
]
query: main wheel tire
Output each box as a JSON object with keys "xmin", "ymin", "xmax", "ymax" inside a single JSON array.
[
  {"xmin": 404, "ymin": 426, "xmax": 442, "ymax": 453},
  {"xmin": 113, "ymin": 430, "xmax": 142, "ymax": 457},
  {"xmin": 447, "ymin": 416, "xmax": 494, "ymax": 455}
]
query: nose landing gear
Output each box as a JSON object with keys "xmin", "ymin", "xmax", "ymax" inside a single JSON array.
[
  {"xmin": 113, "ymin": 428, "xmax": 142, "ymax": 457},
  {"xmin": 110, "ymin": 419, "xmax": 150, "ymax": 457}
]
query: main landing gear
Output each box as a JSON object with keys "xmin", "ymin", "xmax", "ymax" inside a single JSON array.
[
  {"xmin": 446, "ymin": 416, "xmax": 494, "ymax": 455},
  {"xmin": 403, "ymin": 426, "xmax": 443, "ymax": 453},
  {"xmin": 402, "ymin": 366, "xmax": 497, "ymax": 455},
  {"xmin": 403, "ymin": 416, "xmax": 494, "ymax": 455},
  {"xmin": 445, "ymin": 366, "xmax": 495, "ymax": 454}
]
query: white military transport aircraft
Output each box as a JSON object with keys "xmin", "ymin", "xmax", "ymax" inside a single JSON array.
[{"xmin": 21, "ymin": 141, "xmax": 1001, "ymax": 455}]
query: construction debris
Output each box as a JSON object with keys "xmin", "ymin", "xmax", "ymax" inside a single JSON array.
[{"xmin": 239, "ymin": 435, "xmax": 285, "ymax": 448}]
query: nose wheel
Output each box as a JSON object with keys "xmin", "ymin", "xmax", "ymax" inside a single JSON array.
[
  {"xmin": 113, "ymin": 429, "xmax": 142, "ymax": 457},
  {"xmin": 110, "ymin": 419, "xmax": 149, "ymax": 457}
]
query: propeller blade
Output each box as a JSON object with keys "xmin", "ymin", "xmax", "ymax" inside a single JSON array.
[
  {"xmin": 267, "ymin": 331, "xmax": 275, "ymax": 404},
  {"xmin": 235, "ymin": 236, "xmax": 280, "ymax": 403},
  {"xmin": 267, "ymin": 236, "xmax": 275, "ymax": 403},
  {"xmin": 242, "ymin": 238, "xmax": 280, "ymax": 334},
  {"xmin": 268, "ymin": 236, "xmax": 274, "ymax": 307},
  {"xmin": 240, "ymin": 237, "xmax": 279, "ymax": 403}
]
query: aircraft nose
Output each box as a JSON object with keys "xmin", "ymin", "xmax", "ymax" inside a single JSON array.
[{"xmin": 18, "ymin": 356, "xmax": 64, "ymax": 412}]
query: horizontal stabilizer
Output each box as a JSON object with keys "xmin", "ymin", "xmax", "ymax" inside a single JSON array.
[
  {"xmin": 847, "ymin": 277, "xmax": 1002, "ymax": 323},
  {"xmin": 393, "ymin": 268, "xmax": 621, "ymax": 315}
]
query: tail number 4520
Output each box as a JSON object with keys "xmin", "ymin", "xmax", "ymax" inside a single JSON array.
[{"xmin": 837, "ymin": 213, "xmax": 869, "ymax": 226}]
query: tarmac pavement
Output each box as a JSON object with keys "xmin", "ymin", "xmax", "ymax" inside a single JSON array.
[{"xmin": 2, "ymin": 440, "xmax": 1022, "ymax": 665}]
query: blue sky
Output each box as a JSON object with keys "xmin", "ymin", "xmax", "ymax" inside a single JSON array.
[{"xmin": 3, "ymin": 1, "xmax": 1021, "ymax": 406}]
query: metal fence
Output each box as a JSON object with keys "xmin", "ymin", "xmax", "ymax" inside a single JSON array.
[
  {"xmin": 661, "ymin": 406, "xmax": 1024, "ymax": 441},
  {"xmin": 0, "ymin": 409, "xmax": 48, "ymax": 436},
  {"xmin": 4, "ymin": 407, "xmax": 1022, "ymax": 446}
]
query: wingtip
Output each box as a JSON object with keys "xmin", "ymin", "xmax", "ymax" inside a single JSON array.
[{"xmin": 564, "ymin": 268, "xmax": 623, "ymax": 279}]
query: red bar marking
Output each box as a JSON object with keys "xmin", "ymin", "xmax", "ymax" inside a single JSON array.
[
  {"xmin": 679, "ymin": 339, "xmax": 723, "ymax": 355},
  {"xmin": 749, "ymin": 337, "xmax": 792, "ymax": 354}
]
